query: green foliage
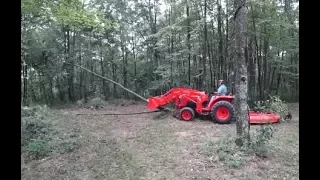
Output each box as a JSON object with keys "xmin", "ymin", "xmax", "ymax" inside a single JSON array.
[
  {"xmin": 25, "ymin": 139, "xmax": 48, "ymax": 159},
  {"xmin": 203, "ymin": 124, "xmax": 275, "ymax": 168},
  {"xmin": 76, "ymin": 98, "xmax": 85, "ymax": 107},
  {"xmin": 216, "ymin": 137, "xmax": 248, "ymax": 168},
  {"xmin": 248, "ymin": 125, "xmax": 275, "ymax": 157},
  {"xmin": 88, "ymin": 97, "xmax": 106, "ymax": 108},
  {"xmin": 51, "ymin": 0, "xmax": 102, "ymax": 31},
  {"xmin": 265, "ymin": 96, "xmax": 291, "ymax": 121},
  {"xmin": 202, "ymin": 136, "xmax": 248, "ymax": 168},
  {"xmin": 56, "ymin": 139, "xmax": 79, "ymax": 154},
  {"xmin": 252, "ymin": 95, "xmax": 291, "ymax": 121},
  {"xmin": 21, "ymin": 105, "xmax": 80, "ymax": 160},
  {"xmin": 21, "ymin": 106, "xmax": 52, "ymax": 160},
  {"xmin": 21, "ymin": 105, "xmax": 52, "ymax": 118},
  {"xmin": 21, "ymin": 0, "xmax": 299, "ymax": 105},
  {"xmin": 22, "ymin": 0, "xmax": 46, "ymax": 15},
  {"xmin": 21, "ymin": 107, "xmax": 36, "ymax": 117}
]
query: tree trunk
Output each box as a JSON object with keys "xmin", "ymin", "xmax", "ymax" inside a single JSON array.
[
  {"xmin": 79, "ymin": 34, "xmax": 83, "ymax": 100},
  {"xmin": 234, "ymin": 0, "xmax": 250, "ymax": 144},
  {"xmin": 207, "ymin": 40, "xmax": 213, "ymax": 88},
  {"xmin": 210, "ymin": 20, "xmax": 216, "ymax": 88},
  {"xmin": 202, "ymin": 0, "xmax": 207, "ymax": 90},
  {"xmin": 275, "ymin": 52, "xmax": 284, "ymax": 95},
  {"xmin": 170, "ymin": 26, "xmax": 174, "ymax": 86},
  {"xmin": 169, "ymin": 3, "xmax": 173, "ymax": 86},
  {"xmin": 250, "ymin": 4, "xmax": 262, "ymax": 101},
  {"xmin": 124, "ymin": 50, "xmax": 128, "ymax": 98},
  {"xmin": 247, "ymin": 39, "xmax": 255, "ymax": 101},
  {"xmin": 133, "ymin": 36, "xmax": 138, "ymax": 100},
  {"xmin": 89, "ymin": 31, "xmax": 94, "ymax": 95},
  {"xmin": 112, "ymin": 55, "xmax": 117, "ymax": 98},
  {"xmin": 153, "ymin": 0, "xmax": 158, "ymax": 66},
  {"xmin": 225, "ymin": 0, "xmax": 229, "ymax": 82},
  {"xmin": 269, "ymin": 66, "xmax": 276, "ymax": 95},
  {"xmin": 258, "ymin": 36, "xmax": 263, "ymax": 100},
  {"xmin": 23, "ymin": 61, "xmax": 28, "ymax": 105},
  {"xmin": 49, "ymin": 78, "xmax": 54, "ymax": 104},
  {"xmin": 67, "ymin": 29, "xmax": 74, "ymax": 102},
  {"xmin": 186, "ymin": 0, "xmax": 191, "ymax": 86},
  {"xmin": 100, "ymin": 37, "xmax": 107, "ymax": 100},
  {"xmin": 30, "ymin": 74, "xmax": 37, "ymax": 103},
  {"xmin": 217, "ymin": 0, "xmax": 224, "ymax": 80},
  {"xmin": 263, "ymin": 17, "xmax": 269, "ymax": 99},
  {"xmin": 84, "ymin": 41, "xmax": 89, "ymax": 103}
]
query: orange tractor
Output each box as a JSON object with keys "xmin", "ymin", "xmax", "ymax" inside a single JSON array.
[{"xmin": 147, "ymin": 88, "xmax": 280, "ymax": 124}]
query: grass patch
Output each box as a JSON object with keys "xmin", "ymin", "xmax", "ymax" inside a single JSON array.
[
  {"xmin": 25, "ymin": 139, "xmax": 48, "ymax": 160},
  {"xmin": 21, "ymin": 105, "xmax": 80, "ymax": 161},
  {"xmin": 87, "ymin": 139, "xmax": 144, "ymax": 179}
]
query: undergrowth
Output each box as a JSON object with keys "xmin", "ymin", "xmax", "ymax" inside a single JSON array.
[
  {"xmin": 251, "ymin": 95, "xmax": 291, "ymax": 121},
  {"xmin": 202, "ymin": 124, "xmax": 275, "ymax": 168},
  {"xmin": 21, "ymin": 105, "xmax": 80, "ymax": 161}
]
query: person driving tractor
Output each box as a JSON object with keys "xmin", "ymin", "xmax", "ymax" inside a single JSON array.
[{"xmin": 214, "ymin": 80, "xmax": 227, "ymax": 96}]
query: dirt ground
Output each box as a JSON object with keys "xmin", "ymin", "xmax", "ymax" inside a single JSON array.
[{"xmin": 21, "ymin": 103, "xmax": 299, "ymax": 180}]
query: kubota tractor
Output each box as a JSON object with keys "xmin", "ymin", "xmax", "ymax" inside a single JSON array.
[
  {"xmin": 147, "ymin": 87, "xmax": 236, "ymax": 124},
  {"xmin": 148, "ymin": 87, "xmax": 281, "ymax": 124}
]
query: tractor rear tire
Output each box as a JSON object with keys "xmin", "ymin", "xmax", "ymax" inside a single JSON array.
[
  {"xmin": 211, "ymin": 101, "xmax": 235, "ymax": 124},
  {"xmin": 179, "ymin": 107, "xmax": 195, "ymax": 121}
]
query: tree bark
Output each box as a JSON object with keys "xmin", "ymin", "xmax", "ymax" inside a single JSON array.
[
  {"xmin": 263, "ymin": 12, "xmax": 269, "ymax": 99},
  {"xmin": 217, "ymin": 0, "xmax": 224, "ymax": 80},
  {"xmin": 89, "ymin": 31, "xmax": 94, "ymax": 95},
  {"xmin": 247, "ymin": 39, "xmax": 255, "ymax": 100},
  {"xmin": 202, "ymin": 0, "xmax": 207, "ymax": 90},
  {"xmin": 100, "ymin": 37, "xmax": 108, "ymax": 100},
  {"xmin": 23, "ymin": 60, "xmax": 28, "ymax": 105},
  {"xmin": 225, "ymin": 0, "xmax": 229, "ymax": 83},
  {"xmin": 133, "ymin": 35, "xmax": 138, "ymax": 100},
  {"xmin": 79, "ymin": 34, "xmax": 83, "ymax": 100},
  {"xmin": 153, "ymin": 0, "xmax": 159, "ymax": 66},
  {"xmin": 234, "ymin": 0, "xmax": 250, "ymax": 144},
  {"xmin": 275, "ymin": 52, "xmax": 284, "ymax": 95},
  {"xmin": 210, "ymin": 20, "xmax": 216, "ymax": 88},
  {"xmin": 186, "ymin": 0, "xmax": 191, "ymax": 86},
  {"xmin": 250, "ymin": 3, "xmax": 262, "ymax": 101},
  {"xmin": 112, "ymin": 54, "xmax": 117, "ymax": 98},
  {"xmin": 67, "ymin": 29, "xmax": 74, "ymax": 102}
]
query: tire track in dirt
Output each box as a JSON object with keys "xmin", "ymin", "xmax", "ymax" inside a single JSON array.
[
  {"xmin": 69, "ymin": 105, "xmax": 218, "ymax": 179},
  {"xmin": 93, "ymin": 104, "xmax": 236, "ymax": 180}
]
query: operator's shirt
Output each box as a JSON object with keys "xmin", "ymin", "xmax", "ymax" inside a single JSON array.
[{"xmin": 218, "ymin": 84, "xmax": 227, "ymax": 95}]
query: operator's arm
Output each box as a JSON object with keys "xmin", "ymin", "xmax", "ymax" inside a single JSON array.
[{"xmin": 213, "ymin": 86, "xmax": 222, "ymax": 95}]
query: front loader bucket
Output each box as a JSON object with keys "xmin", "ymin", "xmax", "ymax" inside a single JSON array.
[{"xmin": 148, "ymin": 97, "xmax": 161, "ymax": 110}]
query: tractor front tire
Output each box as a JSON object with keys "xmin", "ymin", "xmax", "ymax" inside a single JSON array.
[
  {"xmin": 211, "ymin": 101, "xmax": 235, "ymax": 124},
  {"xmin": 179, "ymin": 107, "xmax": 195, "ymax": 121}
]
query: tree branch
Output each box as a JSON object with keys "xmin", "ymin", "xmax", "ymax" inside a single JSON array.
[{"xmin": 63, "ymin": 61, "xmax": 148, "ymax": 102}]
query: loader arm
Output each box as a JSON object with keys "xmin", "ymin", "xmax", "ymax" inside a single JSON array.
[
  {"xmin": 147, "ymin": 88, "xmax": 183, "ymax": 110},
  {"xmin": 148, "ymin": 87, "xmax": 209, "ymax": 111}
]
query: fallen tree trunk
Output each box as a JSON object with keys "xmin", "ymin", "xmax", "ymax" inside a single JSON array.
[{"xmin": 64, "ymin": 61, "xmax": 148, "ymax": 102}]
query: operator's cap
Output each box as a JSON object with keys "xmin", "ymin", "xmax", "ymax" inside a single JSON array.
[{"xmin": 219, "ymin": 79, "xmax": 224, "ymax": 83}]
